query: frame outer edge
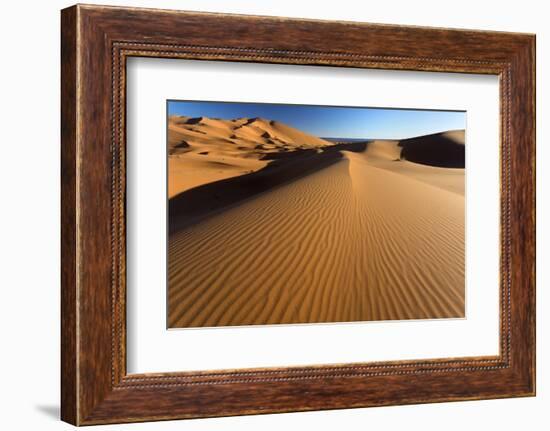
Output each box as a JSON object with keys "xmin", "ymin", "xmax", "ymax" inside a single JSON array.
[
  {"xmin": 524, "ymin": 34, "xmax": 536, "ymax": 395},
  {"xmin": 531, "ymin": 34, "xmax": 536, "ymax": 396},
  {"xmin": 526, "ymin": 35, "xmax": 536, "ymax": 396},
  {"xmin": 508, "ymin": 34, "xmax": 536, "ymax": 396},
  {"xmin": 61, "ymin": 5, "xmax": 79, "ymax": 426}
]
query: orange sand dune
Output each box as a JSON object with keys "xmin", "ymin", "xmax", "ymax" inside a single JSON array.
[
  {"xmin": 168, "ymin": 116, "xmax": 332, "ymax": 198},
  {"xmin": 362, "ymin": 138, "xmax": 465, "ymax": 195},
  {"xmin": 167, "ymin": 121, "xmax": 465, "ymax": 328}
]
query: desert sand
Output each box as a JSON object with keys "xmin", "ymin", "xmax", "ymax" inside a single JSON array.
[
  {"xmin": 167, "ymin": 116, "xmax": 465, "ymax": 328},
  {"xmin": 168, "ymin": 116, "xmax": 331, "ymax": 198}
]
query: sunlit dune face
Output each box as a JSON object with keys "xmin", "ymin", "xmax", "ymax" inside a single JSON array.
[{"xmin": 166, "ymin": 106, "xmax": 466, "ymax": 328}]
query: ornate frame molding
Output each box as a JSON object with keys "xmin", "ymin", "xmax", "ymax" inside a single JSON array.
[{"xmin": 61, "ymin": 5, "xmax": 535, "ymax": 425}]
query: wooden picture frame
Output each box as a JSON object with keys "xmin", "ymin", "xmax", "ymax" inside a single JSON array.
[{"xmin": 61, "ymin": 4, "xmax": 536, "ymax": 425}]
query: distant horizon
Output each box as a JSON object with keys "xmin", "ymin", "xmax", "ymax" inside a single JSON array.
[{"xmin": 168, "ymin": 100, "xmax": 466, "ymax": 140}]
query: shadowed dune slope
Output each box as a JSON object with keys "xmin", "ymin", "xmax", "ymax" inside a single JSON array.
[
  {"xmin": 168, "ymin": 136, "xmax": 465, "ymax": 327},
  {"xmin": 398, "ymin": 130, "xmax": 465, "ymax": 168},
  {"xmin": 169, "ymin": 140, "xmax": 367, "ymax": 232}
]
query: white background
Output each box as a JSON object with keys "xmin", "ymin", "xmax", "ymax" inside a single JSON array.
[
  {"xmin": 127, "ymin": 59, "xmax": 500, "ymax": 373},
  {"xmin": 0, "ymin": 0, "xmax": 546, "ymax": 430}
]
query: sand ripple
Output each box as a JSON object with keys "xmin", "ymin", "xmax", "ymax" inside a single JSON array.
[{"xmin": 168, "ymin": 150, "xmax": 465, "ymax": 327}]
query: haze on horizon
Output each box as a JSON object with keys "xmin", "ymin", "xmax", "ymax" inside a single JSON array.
[{"xmin": 168, "ymin": 100, "xmax": 465, "ymax": 140}]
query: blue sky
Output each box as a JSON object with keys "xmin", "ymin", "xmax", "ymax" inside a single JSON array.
[{"xmin": 168, "ymin": 100, "xmax": 465, "ymax": 140}]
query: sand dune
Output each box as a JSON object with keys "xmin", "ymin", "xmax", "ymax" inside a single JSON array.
[
  {"xmin": 167, "ymin": 118, "xmax": 465, "ymax": 328},
  {"xmin": 361, "ymin": 139, "xmax": 465, "ymax": 195},
  {"xmin": 399, "ymin": 130, "xmax": 465, "ymax": 168},
  {"xmin": 168, "ymin": 116, "xmax": 332, "ymax": 198}
]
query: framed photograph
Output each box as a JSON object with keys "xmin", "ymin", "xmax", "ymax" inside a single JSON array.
[{"xmin": 61, "ymin": 4, "xmax": 536, "ymax": 425}]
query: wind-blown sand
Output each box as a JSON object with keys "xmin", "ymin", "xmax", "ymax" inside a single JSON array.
[{"xmin": 167, "ymin": 116, "xmax": 465, "ymax": 328}]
